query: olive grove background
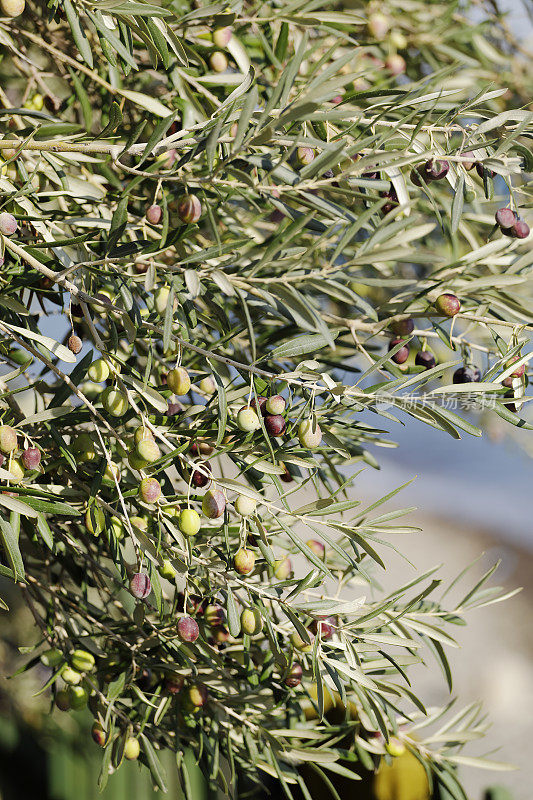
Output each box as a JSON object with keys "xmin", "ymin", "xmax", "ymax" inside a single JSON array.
[{"xmin": 0, "ymin": 0, "xmax": 532, "ymax": 798}]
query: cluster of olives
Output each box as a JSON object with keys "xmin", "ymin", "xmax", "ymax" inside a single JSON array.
[
  {"xmin": 0, "ymin": 424, "xmax": 41, "ymax": 482},
  {"xmin": 495, "ymin": 207, "xmax": 530, "ymax": 239},
  {"xmin": 387, "ymin": 294, "xmax": 461, "ymax": 367},
  {"xmin": 236, "ymin": 395, "xmax": 322, "ymax": 451}
]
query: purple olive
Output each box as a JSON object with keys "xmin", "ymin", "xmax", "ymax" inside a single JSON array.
[
  {"xmin": 388, "ymin": 338, "xmax": 409, "ymax": 364},
  {"xmin": 177, "ymin": 616, "xmax": 199, "ymax": 643},
  {"xmin": 264, "ymin": 414, "xmax": 286, "ymax": 437},
  {"xmin": 453, "ymin": 366, "xmax": 481, "ymax": 384},
  {"xmin": 284, "ymin": 662, "xmax": 303, "ymax": 688},
  {"xmin": 495, "ymin": 208, "xmax": 517, "ymax": 230},
  {"xmin": 21, "ymin": 447, "xmax": 41, "ymax": 469},
  {"xmin": 415, "ymin": 351, "xmax": 436, "ymax": 370},
  {"xmin": 129, "ymin": 572, "xmax": 151, "ymax": 599}
]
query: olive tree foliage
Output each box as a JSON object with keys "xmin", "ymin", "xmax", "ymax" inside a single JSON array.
[{"xmin": 0, "ymin": 0, "xmax": 531, "ymax": 795}]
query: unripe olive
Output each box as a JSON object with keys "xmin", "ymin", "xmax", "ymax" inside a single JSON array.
[
  {"xmin": 177, "ymin": 615, "xmax": 199, "ymax": 643},
  {"xmin": 295, "ymin": 147, "xmax": 315, "ymax": 167},
  {"xmin": 85, "ymin": 506, "xmax": 105, "ymax": 536},
  {"xmin": 153, "ymin": 286, "xmax": 172, "ymax": 316},
  {"xmin": 415, "ymin": 350, "xmax": 436, "ymax": 370},
  {"xmin": 187, "ymin": 683, "xmax": 208, "ymax": 708},
  {"xmin": 134, "ymin": 425, "xmax": 153, "ymax": 445},
  {"xmin": 298, "ymin": 418, "xmax": 322, "ymax": 449},
  {"xmin": 235, "ymin": 495, "xmax": 256, "ymax": 517},
  {"xmin": 139, "ymin": 477, "xmax": 161, "ymax": 504},
  {"xmin": 0, "ymin": 425, "xmax": 17, "ymax": 454},
  {"xmin": 102, "ymin": 387, "xmax": 129, "ymax": 417},
  {"xmin": 178, "ymin": 508, "xmax": 201, "ymax": 536},
  {"xmin": 385, "ymin": 54, "xmax": 406, "ymax": 75},
  {"xmin": 204, "ymin": 603, "xmax": 225, "ymax": 627},
  {"xmin": 1, "ymin": 0, "xmax": 25, "ymax": 17},
  {"xmin": 128, "ymin": 450, "xmax": 148, "ymax": 471},
  {"xmin": 21, "ymin": 447, "xmax": 40, "ymax": 469},
  {"xmin": 124, "ymin": 737, "xmax": 140, "ymax": 760},
  {"xmin": 136, "ymin": 439, "xmax": 161, "ymax": 464},
  {"xmin": 289, "ymin": 631, "xmax": 313, "ymax": 653},
  {"xmin": 62, "ymin": 665, "xmax": 82, "ymax": 685},
  {"xmin": 91, "ymin": 722, "xmax": 106, "ymax": 747},
  {"xmin": 72, "ymin": 433, "xmax": 97, "ymax": 462},
  {"xmin": 212, "ymin": 26, "xmax": 232, "ymax": 47},
  {"xmin": 236, "ymin": 406, "xmax": 261, "ymax": 432},
  {"xmin": 0, "ymin": 211, "xmax": 17, "ymax": 235},
  {"xmin": 434, "ymin": 292, "xmax": 461, "ymax": 317},
  {"xmin": 164, "ymin": 504, "xmax": 180, "ymax": 517},
  {"xmin": 233, "ymin": 547, "xmax": 255, "ymax": 575},
  {"xmin": 129, "ymin": 572, "xmax": 151, "ymax": 599},
  {"xmin": 264, "ymin": 414, "xmax": 286, "ymax": 437},
  {"xmin": 367, "ymin": 12, "xmax": 389, "ymax": 39},
  {"xmin": 388, "ymin": 338, "xmax": 409, "ymax": 364},
  {"xmin": 273, "ymin": 557, "xmax": 292, "ymax": 580},
  {"xmin": 160, "ymin": 559, "xmax": 176, "ymax": 580},
  {"xmin": 240, "ymin": 607, "xmax": 262, "ymax": 636},
  {"xmin": 385, "ymin": 737, "xmax": 406, "ymax": 757},
  {"xmin": 265, "ymin": 395, "xmax": 286, "ymax": 415},
  {"xmin": 306, "ymin": 539, "xmax": 325, "ymax": 558},
  {"xmin": 199, "ymin": 376, "xmax": 216, "ymax": 394},
  {"xmin": 202, "ymin": 489, "xmax": 226, "ymax": 519},
  {"xmin": 390, "ymin": 30, "xmax": 407, "ymax": 49},
  {"xmin": 130, "ymin": 516, "xmax": 148, "ymax": 531},
  {"xmin": 8, "ymin": 458, "xmax": 24, "ymax": 483},
  {"xmin": 103, "ymin": 461, "xmax": 120, "ymax": 483},
  {"xmin": 71, "ymin": 649, "xmax": 95, "ymax": 672},
  {"xmin": 177, "ymin": 194, "xmax": 202, "ymax": 224},
  {"xmin": 41, "ymin": 648, "xmax": 63, "ymax": 668},
  {"xmin": 55, "ymin": 689, "xmax": 71, "ymax": 711},
  {"xmin": 88, "ymin": 358, "xmax": 110, "ymax": 382},
  {"xmin": 78, "ymin": 381, "xmax": 101, "ymax": 401},
  {"xmin": 68, "ymin": 335, "xmax": 82, "ymax": 355},
  {"xmin": 210, "ymin": 51, "xmax": 228, "ymax": 72},
  {"xmin": 284, "ymin": 662, "xmax": 303, "ymax": 688},
  {"xmin": 167, "ymin": 367, "xmax": 191, "ymax": 395},
  {"xmin": 146, "ymin": 204, "xmax": 162, "ymax": 224}
]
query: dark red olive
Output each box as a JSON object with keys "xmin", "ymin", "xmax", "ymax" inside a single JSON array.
[
  {"xmin": 475, "ymin": 162, "xmax": 495, "ymax": 179},
  {"xmin": 453, "ymin": 366, "xmax": 481, "ymax": 384},
  {"xmin": 264, "ymin": 414, "xmax": 286, "ymax": 437},
  {"xmin": 388, "ymin": 338, "xmax": 409, "ymax": 364},
  {"xmin": 415, "ymin": 351, "xmax": 436, "ymax": 370},
  {"xmin": 495, "ymin": 208, "xmax": 517, "ymax": 230},
  {"xmin": 513, "ymin": 220, "xmax": 530, "ymax": 239},
  {"xmin": 284, "ymin": 662, "xmax": 303, "ymax": 688},
  {"xmin": 191, "ymin": 461, "xmax": 211, "ymax": 488},
  {"xmin": 391, "ymin": 318, "xmax": 414, "ymax": 336}
]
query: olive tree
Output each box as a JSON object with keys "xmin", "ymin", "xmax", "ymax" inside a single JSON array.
[{"xmin": 0, "ymin": 0, "xmax": 530, "ymax": 796}]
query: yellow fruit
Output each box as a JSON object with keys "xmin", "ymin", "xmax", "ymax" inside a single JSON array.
[
  {"xmin": 7, "ymin": 458, "xmax": 24, "ymax": 483},
  {"xmin": 124, "ymin": 737, "xmax": 140, "ymax": 760},
  {"xmin": 374, "ymin": 750, "xmax": 430, "ymax": 800},
  {"xmin": 167, "ymin": 367, "xmax": 191, "ymax": 395},
  {"xmin": 1, "ymin": 0, "xmax": 25, "ymax": 17}
]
